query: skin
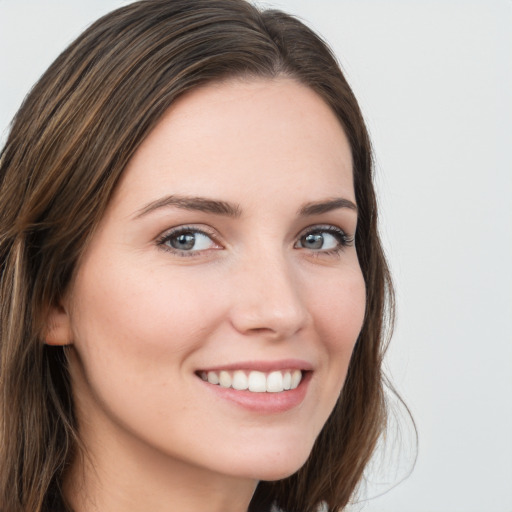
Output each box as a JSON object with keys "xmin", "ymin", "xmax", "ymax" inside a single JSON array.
[{"xmin": 47, "ymin": 77, "xmax": 366, "ymax": 512}]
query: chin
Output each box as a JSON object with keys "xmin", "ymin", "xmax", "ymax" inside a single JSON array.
[
  {"xmin": 251, "ymin": 459, "xmax": 310, "ymax": 482},
  {"xmin": 254, "ymin": 465, "xmax": 306, "ymax": 482},
  {"xmin": 228, "ymin": 443, "xmax": 314, "ymax": 482}
]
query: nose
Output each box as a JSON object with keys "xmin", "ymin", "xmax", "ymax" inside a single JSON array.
[{"xmin": 228, "ymin": 251, "xmax": 311, "ymax": 340}]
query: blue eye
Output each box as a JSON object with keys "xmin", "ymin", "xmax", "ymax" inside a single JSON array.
[
  {"xmin": 158, "ymin": 228, "xmax": 218, "ymax": 253},
  {"xmin": 296, "ymin": 226, "xmax": 353, "ymax": 253}
]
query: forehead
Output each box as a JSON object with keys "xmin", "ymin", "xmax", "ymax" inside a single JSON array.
[{"xmin": 112, "ymin": 77, "xmax": 354, "ymax": 214}]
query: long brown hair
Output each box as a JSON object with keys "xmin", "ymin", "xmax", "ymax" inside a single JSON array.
[{"xmin": 0, "ymin": 1, "xmax": 394, "ymax": 510}]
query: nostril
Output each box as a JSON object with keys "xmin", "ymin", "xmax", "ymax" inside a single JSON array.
[
  {"xmin": 229, "ymin": 299, "xmax": 310, "ymax": 339},
  {"xmin": 247, "ymin": 327, "xmax": 275, "ymax": 334}
]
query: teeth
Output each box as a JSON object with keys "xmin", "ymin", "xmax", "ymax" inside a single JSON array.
[
  {"xmin": 248, "ymin": 371, "xmax": 267, "ymax": 392},
  {"xmin": 232, "ymin": 370, "xmax": 248, "ymax": 390},
  {"xmin": 266, "ymin": 371, "xmax": 283, "ymax": 392},
  {"xmin": 200, "ymin": 369, "xmax": 303, "ymax": 393},
  {"xmin": 283, "ymin": 371, "xmax": 292, "ymax": 390},
  {"xmin": 219, "ymin": 371, "xmax": 231, "ymax": 388},
  {"xmin": 291, "ymin": 369, "xmax": 302, "ymax": 389},
  {"xmin": 207, "ymin": 371, "xmax": 219, "ymax": 385}
]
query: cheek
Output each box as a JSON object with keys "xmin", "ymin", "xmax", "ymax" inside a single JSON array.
[
  {"xmin": 310, "ymin": 266, "xmax": 366, "ymax": 405},
  {"xmin": 312, "ymin": 266, "xmax": 366, "ymax": 349},
  {"xmin": 67, "ymin": 259, "xmax": 224, "ymax": 435},
  {"xmin": 70, "ymin": 258, "xmax": 218, "ymax": 360}
]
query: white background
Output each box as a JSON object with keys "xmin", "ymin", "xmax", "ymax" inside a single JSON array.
[{"xmin": 1, "ymin": 1, "xmax": 511, "ymax": 511}]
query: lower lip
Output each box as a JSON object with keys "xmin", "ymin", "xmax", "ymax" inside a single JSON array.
[{"xmin": 198, "ymin": 372, "xmax": 311, "ymax": 414}]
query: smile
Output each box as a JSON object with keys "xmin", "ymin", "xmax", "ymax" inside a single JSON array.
[{"xmin": 199, "ymin": 369, "xmax": 303, "ymax": 393}]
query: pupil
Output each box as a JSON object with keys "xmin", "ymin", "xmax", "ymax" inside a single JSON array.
[
  {"xmin": 172, "ymin": 233, "xmax": 195, "ymax": 250},
  {"xmin": 304, "ymin": 233, "xmax": 323, "ymax": 249}
]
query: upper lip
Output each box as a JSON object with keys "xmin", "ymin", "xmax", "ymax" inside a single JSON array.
[{"xmin": 196, "ymin": 359, "xmax": 313, "ymax": 373}]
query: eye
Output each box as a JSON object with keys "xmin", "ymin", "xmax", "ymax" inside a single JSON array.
[
  {"xmin": 295, "ymin": 226, "xmax": 353, "ymax": 253},
  {"xmin": 157, "ymin": 227, "xmax": 220, "ymax": 254}
]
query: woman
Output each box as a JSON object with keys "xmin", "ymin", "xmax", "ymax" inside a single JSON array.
[{"xmin": 0, "ymin": 1, "xmax": 392, "ymax": 511}]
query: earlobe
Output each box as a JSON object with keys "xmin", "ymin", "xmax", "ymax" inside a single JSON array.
[{"xmin": 44, "ymin": 305, "xmax": 73, "ymax": 346}]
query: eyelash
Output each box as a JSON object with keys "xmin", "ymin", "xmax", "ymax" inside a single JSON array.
[
  {"xmin": 156, "ymin": 224, "xmax": 354, "ymax": 257},
  {"xmin": 156, "ymin": 225, "xmax": 220, "ymax": 257},
  {"xmin": 295, "ymin": 225, "xmax": 354, "ymax": 257}
]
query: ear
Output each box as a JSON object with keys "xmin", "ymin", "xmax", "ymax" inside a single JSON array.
[{"xmin": 44, "ymin": 304, "xmax": 73, "ymax": 346}]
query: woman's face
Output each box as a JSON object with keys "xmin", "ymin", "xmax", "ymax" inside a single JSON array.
[{"xmin": 62, "ymin": 78, "xmax": 366, "ymax": 483}]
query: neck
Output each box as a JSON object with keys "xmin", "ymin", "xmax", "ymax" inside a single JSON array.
[
  {"xmin": 64, "ymin": 413, "xmax": 257, "ymax": 512},
  {"xmin": 64, "ymin": 440, "xmax": 257, "ymax": 512}
]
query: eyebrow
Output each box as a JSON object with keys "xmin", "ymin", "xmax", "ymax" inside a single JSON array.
[
  {"xmin": 134, "ymin": 194, "xmax": 357, "ymax": 220},
  {"xmin": 298, "ymin": 197, "xmax": 357, "ymax": 216},
  {"xmin": 134, "ymin": 194, "xmax": 242, "ymax": 219}
]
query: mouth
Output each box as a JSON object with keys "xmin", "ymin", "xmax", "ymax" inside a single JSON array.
[
  {"xmin": 197, "ymin": 369, "xmax": 304, "ymax": 393},
  {"xmin": 194, "ymin": 362, "xmax": 312, "ymax": 413}
]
